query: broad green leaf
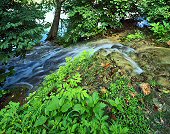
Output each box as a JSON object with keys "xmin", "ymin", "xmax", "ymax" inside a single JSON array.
[
  {"xmin": 101, "ymin": 115, "xmax": 109, "ymax": 121},
  {"xmin": 45, "ymin": 96, "xmax": 60, "ymax": 113},
  {"xmin": 59, "ymin": 97, "xmax": 65, "ymax": 106},
  {"xmin": 42, "ymin": 129, "xmax": 47, "ymax": 134},
  {"xmin": 73, "ymin": 104, "xmax": 85, "ymax": 114},
  {"xmin": 108, "ymin": 99, "xmax": 116, "ymax": 106},
  {"xmin": 86, "ymin": 96, "xmax": 94, "ymax": 107},
  {"xmin": 117, "ymin": 105, "xmax": 124, "ymax": 112},
  {"xmin": 92, "ymin": 92, "xmax": 99, "ymax": 104},
  {"xmin": 34, "ymin": 116, "xmax": 47, "ymax": 127},
  {"xmin": 115, "ymin": 97, "xmax": 120, "ymax": 105},
  {"xmin": 61, "ymin": 102, "xmax": 72, "ymax": 112},
  {"xmin": 120, "ymin": 127, "xmax": 129, "ymax": 133},
  {"xmin": 93, "ymin": 103, "xmax": 106, "ymax": 119},
  {"xmin": 71, "ymin": 124, "xmax": 78, "ymax": 132}
]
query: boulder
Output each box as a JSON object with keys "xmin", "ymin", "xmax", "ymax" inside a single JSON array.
[{"xmin": 135, "ymin": 47, "xmax": 170, "ymax": 88}]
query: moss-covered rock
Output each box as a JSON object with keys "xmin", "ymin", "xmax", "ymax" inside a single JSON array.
[{"xmin": 134, "ymin": 47, "xmax": 170, "ymax": 88}]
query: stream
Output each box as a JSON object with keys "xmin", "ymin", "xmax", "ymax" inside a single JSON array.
[
  {"xmin": 1, "ymin": 9, "xmax": 146, "ymax": 92},
  {"xmin": 1, "ymin": 42, "xmax": 143, "ymax": 92}
]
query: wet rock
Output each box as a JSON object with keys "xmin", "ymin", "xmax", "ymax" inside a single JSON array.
[
  {"xmin": 0, "ymin": 87, "xmax": 29, "ymax": 109},
  {"xmin": 93, "ymin": 48, "xmax": 108, "ymax": 58},
  {"xmin": 108, "ymin": 52, "xmax": 134, "ymax": 74},
  {"xmin": 111, "ymin": 43, "xmax": 135, "ymax": 54},
  {"xmin": 158, "ymin": 77, "xmax": 170, "ymax": 88},
  {"xmin": 140, "ymin": 83, "xmax": 151, "ymax": 95},
  {"xmin": 135, "ymin": 47, "xmax": 170, "ymax": 88},
  {"xmin": 15, "ymin": 82, "xmax": 33, "ymax": 90}
]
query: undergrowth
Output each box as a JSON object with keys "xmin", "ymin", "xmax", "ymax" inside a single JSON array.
[
  {"xmin": 123, "ymin": 30, "xmax": 145, "ymax": 42},
  {"xmin": 0, "ymin": 52, "xmax": 150, "ymax": 133},
  {"xmin": 0, "ymin": 90, "xmax": 9, "ymax": 99}
]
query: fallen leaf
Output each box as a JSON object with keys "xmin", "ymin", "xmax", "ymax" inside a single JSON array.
[
  {"xmin": 101, "ymin": 87, "xmax": 107, "ymax": 94},
  {"xmin": 140, "ymin": 83, "xmax": 151, "ymax": 95},
  {"xmin": 104, "ymin": 63, "xmax": 111, "ymax": 69},
  {"xmin": 128, "ymin": 83, "xmax": 133, "ymax": 88},
  {"xmin": 110, "ymin": 114, "xmax": 117, "ymax": 120},
  {"xmin": 101, "ymin": 63, "xmax": 111, "ymax": 69},
  {"xmin": 130, "ymin": 92, "xmax": 137, "ymax": 98},
  {"xmin": 101, "ymin": 63, "xmax": 105, "ymax": 67},
  {"xmin": 125, "ymin": 99, "xmax": 129, "ymax": 105},
  {"xmin": 106, "ymin": 107, "xmax": 112, "ymax": 112}
]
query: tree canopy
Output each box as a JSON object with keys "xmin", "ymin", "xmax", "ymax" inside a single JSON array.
[
  {"xmin": 0, "ymin": 0, "xmax": 169, "ymax": 62},
  {"xmin": 0, "ymin": 0, "xmax": 47, "ymax": 63}
]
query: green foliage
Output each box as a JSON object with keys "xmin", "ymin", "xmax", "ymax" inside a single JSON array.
[
  {"xmin": 150, "ymin": 21, "xmax": 170, "ymax": 41},
  {"xmin": 0, "ymin": 90, "xmax": 9, "ymax": 99},
  {"xmin": 62, "ymin": 0, "xmax": 140, "ymax": 44},
  {"xmin": 140, "ymin": 0, "xmax": 170, "ymax": 42},
  {"xmin": 0, "ymin": 0, "xmax": 47, "ymax": 63},
  {"xmin": 64, "ymin": 6, "xmax": 105, "ymax": 43},
  {"xmin": 0, "ymin": 52, "xmax": 149, "ymax": 133},
  {"xmin": 125, "ymin": 30, "xmax": 144, "ymax": 41},
  {"xmin": 108, "ymin": 79, "xmax": 149, "ymax": 132},
  {"xmin": 140, "ymin": 0, "xmax": 170, "ymax": 22},
  {"xmin": 61, "ymin": 0, "xmax": 169, "ymax": 44},
  {"xmin": 149, "ymin": 80, "xmax": 160, "ymax": 89}
]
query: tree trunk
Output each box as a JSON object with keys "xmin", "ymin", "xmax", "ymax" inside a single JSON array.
[{"xmin": 46, "ymin": 0, "xmax": 61, "ymax": 41}]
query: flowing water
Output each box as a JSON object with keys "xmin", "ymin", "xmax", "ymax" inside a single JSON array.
[
  {"xmin": 1, "ymin": 42, "xmax": 143, "ymax": 92},
  {"xmin": 0, "ymin": 10, "xmax": 146, "ymax": 92}
]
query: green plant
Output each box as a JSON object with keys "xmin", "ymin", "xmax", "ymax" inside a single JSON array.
[
  {"xmin": 0, "ymin": 90, "xmax": 9, "ymax": 99},
  {"xmin": 125, "ymin": 30, "xmax": 144, "ymax": 41},
  {"xmin": 149, "ymin": 80, "xmax": 159, "ymax": 87},
  {"xmin": 0, "ymin": 0, "xmax": 47, "ymax": 63},
  {"xmin": 140, "ymin": 0, "xmax": 170, "ymax": 22},
  {"xmin": 150, "ymin": 21, "xmax": 170, "ymax": 41},
  {"xmin": 61, "ymin": 0, "xmax": 140, "ymax": 44},
  {"xmin": 0, "ymin": 67, "xmax": 15, "ymax": 87},
  {"xmin": 140, "ymin": 0, "xmax": 170, "ymax": 42},
  {"xmin": 64, "ymin": 6, "xmax": 102, "ymax": 43},
  {"xmin": 0, "ymin": 52, "xmax": 150, "ymax": 133}
]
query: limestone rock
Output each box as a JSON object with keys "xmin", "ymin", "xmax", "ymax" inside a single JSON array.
[{"xmin": 135, "ymin": 47, "xmax": 170, "ymax": 88}]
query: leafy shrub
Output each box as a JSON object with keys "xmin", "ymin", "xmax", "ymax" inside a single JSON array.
[
  {"xmin": 125, "ymin": 30, "xmax": 144, "ymax": 41},
  {"xmin": 0, "ymin": 67, "xmax": 15, "ymax": 87},
  {"xmin": 0, "ymin": 52, "xmax": 149, "ymax": 133},
  {"xmin": 140, "ymin": 0, "xmax": 170, "ymax": 22},
  {"xmin": 150, "ymin": 21, "xmax": 170, "ymax": 41},
  {"xmin": 62, "ymin": 0, "xmax": 140, "ymax": 44},
  {"xmin": 0, "ymin": 0, "xmax": 46, "ymax": 63},
  {"xmin": 64, "ymin": 6, "xmax": 103, "ymax": 43},
  {"xmin": 0, "ymin": 90, "xmax": 9, "ymax": 99},
  {"xmin": 139, "ymin": 0, "xmax": 170, "ymax": 42}
]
